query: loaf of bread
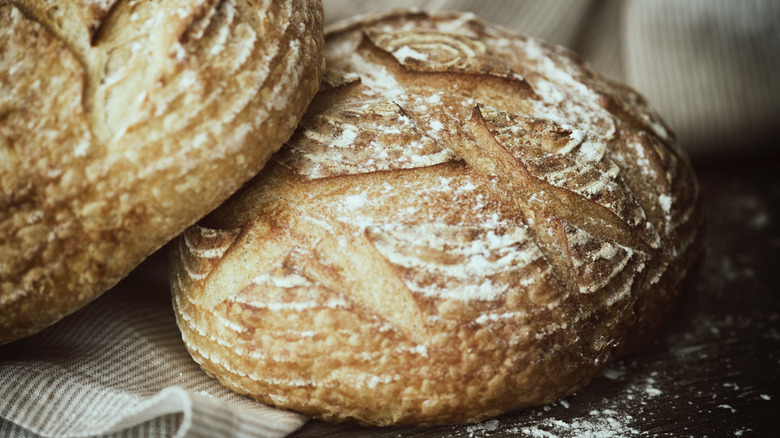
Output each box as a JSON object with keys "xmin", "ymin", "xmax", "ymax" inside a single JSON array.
[
  {"xmin": 0, "ymin": 0, "xmax": 324, "ymax": 344},
  {"xmin": 171, "ymin": 10, "xmax": 703, "ymax": 425}
]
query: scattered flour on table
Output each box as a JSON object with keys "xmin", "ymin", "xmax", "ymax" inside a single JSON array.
[
  {"xmin": 507, "ymin": 409, "xmax": 640, "ymax": 438},
  {"xmin": 464, "ymin": 419, "xmax": 500, "ymax": 437},
  {"xmin": 498, "ymin": 365, "xmax": 656, "ymax": 437}
]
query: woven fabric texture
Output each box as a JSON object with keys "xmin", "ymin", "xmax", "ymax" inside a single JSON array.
[{"xmin": 0, "ymin": 252, "xmax": 307, "ymax": 438}]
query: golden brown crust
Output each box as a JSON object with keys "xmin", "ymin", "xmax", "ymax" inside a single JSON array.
[
  {"xmin": 171, "ymin": 10, "xmax": 703, "ymax": 426},
  {"xmin": 0, "ymin": 0, "xmax": 325, "ymax": 344}
]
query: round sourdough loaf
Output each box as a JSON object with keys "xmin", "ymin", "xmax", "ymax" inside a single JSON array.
[
  {"xmin": 0, "ymin": 0, "xmax": 324, "ymax": 344},
  {"xmin": 171, "ymin": 10, "xmax": 704, "ymax": 425}
]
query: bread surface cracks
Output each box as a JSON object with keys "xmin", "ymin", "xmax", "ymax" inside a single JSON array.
[
  {"xmin": 185, "ymin": 24, "xmax": 668, "ymax": 340},
  {"xmin": 8, "ymin": 0, "xmax": 291, "ymax": 159},
  {"xmin": 172, "ymin": 10, "xmax": 703, "ymax": 425},
  {"xmin": 1, "ymin": 0, "xmax": 322, "ymax": 344},
  {"xmin": 0, "ymin": 0, "xmax": 274, "ymax": 286},
  {"xmin": 331, "ymin": 27, "xmax": 655, "ymax": 301}
]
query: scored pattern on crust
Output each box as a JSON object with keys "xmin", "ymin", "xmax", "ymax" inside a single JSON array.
[
  {"xmin": 276, "ymin": 99, "xmax": 458, "ymax": 179},
  {"xmin": 365, "ymin": 223, "xmax": 549, "ymax": 302},
  {"xmin": 172, "ymin": 11, "xmax": 702, "ymax": 425},
  {"xmin": 0, "ymin": 0, "xmax": 324, "ymax": 343}
]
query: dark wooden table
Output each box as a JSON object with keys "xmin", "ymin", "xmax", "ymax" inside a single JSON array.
[{"xmin": 290, "ymin": 159, "xmax": 780, "ymax": 437}]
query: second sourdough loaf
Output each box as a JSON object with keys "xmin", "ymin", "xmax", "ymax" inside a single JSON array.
[
  {"xmin": 0, "ymin": 0, "xmax": 324, "ymax": 344},
  {"xmin": 171, "ymin": 10, "xmax": 703, "ymax": 425}
]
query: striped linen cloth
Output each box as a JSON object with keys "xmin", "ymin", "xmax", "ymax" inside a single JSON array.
[
  {"xmin": 1, "ymin": 1, "xmax": 778, "ymax": 437},
  {"xmin": 0, "ymin": 252, "xmax": 307, "ymax": 438}
]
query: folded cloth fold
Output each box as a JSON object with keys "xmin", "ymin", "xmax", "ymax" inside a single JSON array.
[{"xmin": 0, "ymin": 252, "xmax": 307, "ymax": 438}]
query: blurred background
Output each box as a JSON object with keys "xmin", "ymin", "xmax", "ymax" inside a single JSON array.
[{"xmin": 323, "ymin": 0, "xmax": 780, "ymax": 163}]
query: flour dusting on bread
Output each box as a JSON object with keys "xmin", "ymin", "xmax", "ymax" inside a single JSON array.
[
  {"xmin": 0, "ymin": 0, "xmax": 324, "ymax": 344},
  {"xmin": 171, "ymin": 10, "xmax": 703, "ymax": 426}
]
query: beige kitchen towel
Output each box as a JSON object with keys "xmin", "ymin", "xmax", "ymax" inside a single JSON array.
[{"xmin": 0, "ymin": 252, "xmax": 307, "ymax": 438}]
